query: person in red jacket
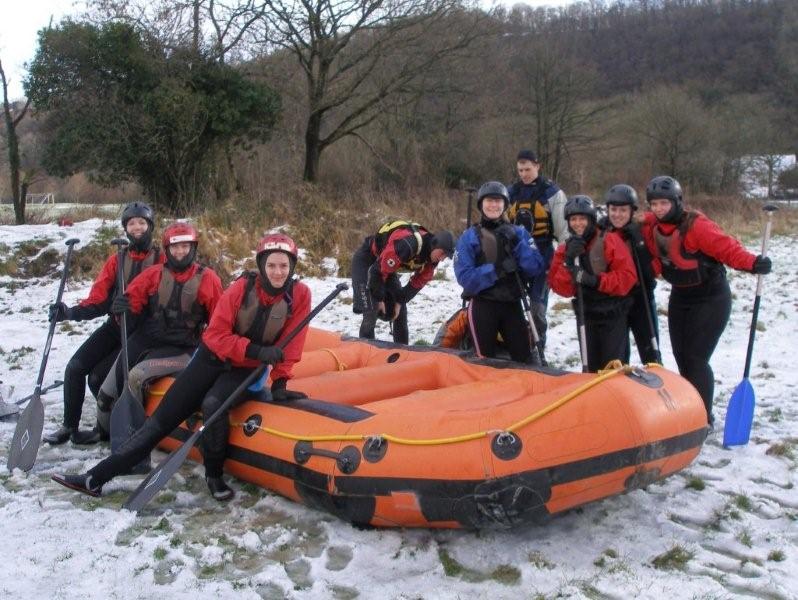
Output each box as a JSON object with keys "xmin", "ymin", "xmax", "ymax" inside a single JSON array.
[
  {"xmin": 51, "ymin": 233, "xmax": 311, "ymax": 501},
  {"xmin": 351, "ymin": 220, "xmax": 454, "ymax": 344},
  {"xmin": 94, "ymin": 222, "xmax": 223, "ymax": 425},
  {"xmin": 641, "ymin": 176, "xmax": 772, "ymax": 427},
  {"xmin": 43, "ymin": 202, "xmax": 163, "ymax": 445},
  {"xmin": 548, "ymin": 195, "xmax": 637, "ymax": 372}
]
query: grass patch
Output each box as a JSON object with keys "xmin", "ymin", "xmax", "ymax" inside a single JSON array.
[
  {"xmin": 734, "ymin": 493, "xmax": 753, "ymax": 511},
  {"xmin": 738, "ymin": 529, "xmax": 753, "ymax": 547},
  {"xmin": 651, "ymin": 545, "xmax": 694, "ymax": 570},
  {"xmin": 766, "ymin": 441, "xmax": 796, "ymax": 460},
  {"xmin": 767, "ymin": 550, "xmax": 785, "ymax": 562},
  {"xmin": 438, "ymin": 548, "xmax": 464, "ymax": 577},
  {"xmin": 153, "ymin": 547, "xmax": 167, "ymax": 560},
  {"xmin": 685, "ymin": 476, "xmax": 706, "ymax": 491},
  {"xmin": 527, "ymin": 551, "xmax": 554, "ymax": 569},
  {"xmin": 490, "ymin": 564, "xmax": 521, "ymax": 585}
]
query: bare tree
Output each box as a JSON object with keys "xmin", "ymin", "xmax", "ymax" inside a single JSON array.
[
  {"xmin": 256, "ymin": 0, "xmax": 484, "ymax": 181},
  {"xmin": 1, "ymin": 58, "xmax": 32, "ymax": 224}
]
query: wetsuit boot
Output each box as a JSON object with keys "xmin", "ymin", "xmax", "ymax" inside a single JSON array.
[
  {"xmin": 43, "ymin": 426, "xmax": 75, "ymax": 445},
  {"xmin": 206, "ymin": 476, "xmax": 234, "ymax": 501},
  {"xmin": 51, "ymin": 473, "xmax": 102, "ymax": 497}
]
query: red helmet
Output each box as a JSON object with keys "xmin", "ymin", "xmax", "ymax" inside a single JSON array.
[
  {"xmin": 256, "ymin": 233, "xmax": 298, "ymax": 261},
  {"xmin": 162, "ymin": 222, "xmax": 199, "ymax": 249}
]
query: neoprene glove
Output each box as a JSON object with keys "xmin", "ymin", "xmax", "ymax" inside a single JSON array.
[
  {"xmin": 575, "ymin": 269, "xmax": 599, "ymax": 288},
  {"xmin": 48, "ymin": 302, "xmax": 72, "ymax": 322},
  {"xmin": 110, "ymin": 294, "xmax": 131, "ymax": 315},
  {"xmin": 751, "ymin": 255, "xmax": 772, "ymax": 275},
  {"xmin": 256, "ymin": 345, "xmax": 284, "ymax": 365},
  {"xmin": 514, "ymin": 210, "xmax": 534, "ymax": 233},
  {"xmin": 565, "ymin": 237, "xmax": 587, "ymax": 261},
  {"xmin": 495, "ymin": 224, "xmax": 519, "ymax": 248},
  {"xmin": 271, "ymin": 378, "xmax": 308, "ymax": 402}
]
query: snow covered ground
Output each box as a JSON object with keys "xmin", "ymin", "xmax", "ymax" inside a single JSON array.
[{"xmin": 1, "ymin": 219, "xmax": 796, "ymax": 600}]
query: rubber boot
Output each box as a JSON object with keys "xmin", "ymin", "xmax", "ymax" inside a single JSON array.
[
  {"xmin": 51, "ymin": 473, "xmax": 102, "ymax": 497},
  {"xmin": 43, "ymin": 425, "xmax": 75, "ymax": 445},
  {"xmin": 70, "ymin": 427, "xmax": 102, "ymax": 445},
  {"xmin": 206, "ymin": 476, "xmax": 234, "ymax": 501}
]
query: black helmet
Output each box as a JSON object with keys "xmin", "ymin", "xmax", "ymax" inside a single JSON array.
[
  {"xmin": 604, "ymin": 184, "xmax": 638, "ymax": 209},
  {"xmin": 430, "ymin": 230, "xmax": 455, "ymax": 259},
  {"xmin": 565, "ymin": 195, "xmax": 597, "ymax": 239},
  {"xmin": 477, "ymin": 181, "xmax": 509, "ymax": 211},
  {"xmin": 121, "ymin": 201, "xmax": 154, "ymax": 252},
  {"xmin": 645, "ymin": 176, "xmax": 683, "ymax": 223}
]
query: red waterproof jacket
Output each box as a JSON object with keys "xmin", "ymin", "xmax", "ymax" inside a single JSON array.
[
  {"xmin": 202, "ymin": 277, "xmax": 311, "ymax": 381},
  {"xmin": 641, "ymin": 211, "xmax": 756, "ymax": 277},
  {"xmin": 124, "ymin": 263, "xmax": 223, "ymax": 317},
  {"xmin": 548, "ymin": 229, "xmax": 637, "ymax": 298}
]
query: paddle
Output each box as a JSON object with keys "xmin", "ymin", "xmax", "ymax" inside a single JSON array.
[
  {"xmin": 573, "ymin": 256, "xmax": 589, "ymax": 373},
  {"xmin": 629, "ymin": 240, "xmax": 662, "ymax": 364},
  {"xmin": 122, "ymin": 281, "xmax": 349, "ymax": 512},
  {"xmin": 505, "ymin": 240, "xmax": 545, "ymax": 366},
  {"xmin": 12, "ymin": 380, "xmax": 64, "ymax": 407},
  {"xmin": 110, "ymin": 238, "xmax": 131, "ymax": 383},
  {"xmin": 7, "ymin": 239, "xmax": 80, "ymax": 472},
  {"xmin": 723, "ymin": 204, "xmax": 777, "ymax": 447}
]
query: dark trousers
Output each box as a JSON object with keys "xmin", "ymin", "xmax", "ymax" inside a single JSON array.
[
  {"xmin": 467, "ymin": 296, "xmax": 532, "ymax": 363},
  {"xmin": 668, "ymin": 279, "xmax": 731, "ymax": 424},
  {"xmin": 88, "ymin": 344, "xmax": 254, "ymax": 485},
  {"xmin": 62, "ymin": 318, "xmax": 120, "ymax": 429},
  {"xmin": 527, "ymin": 242, "xmax": 554, "ymax": 349},
  {"xmin": 351, "ymin": 240, "xmax": 409, "ymax": 344},
  {"xmin": 625, "ymin": 288, "xmax": 660, "ymax": 364},
  {"xmin": 584, "ymin": 312, "xmax": 630, "ymax": 372}
]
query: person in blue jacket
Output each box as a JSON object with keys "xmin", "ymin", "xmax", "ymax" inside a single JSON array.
[{"xmin": 454, "ymin": 181, "xmax": 546, "ymax": 363}]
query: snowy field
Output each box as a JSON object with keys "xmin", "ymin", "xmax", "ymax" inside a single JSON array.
[{"xmin": 1, "ymin": 219, "xmax": 796, "ymax": 600}]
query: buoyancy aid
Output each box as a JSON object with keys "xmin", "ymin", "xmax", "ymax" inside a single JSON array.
[
  {"xmin": 146, "ymin": 265, "xmax": 207, "ymax": 346},
  {"xmin": 372, "ymin": 220, "xmax": 428, "ymax": 270},
  {"xmin": 121, "ymin": 247, "xmax": 160, "ymax": 285},
  {"xmin": 578, "ymin": 231, "xmax": 630, "ymax": 315},
  {"xmin": 474, "ymin": 225, "xmax": 521, "ymax": 303},
  {"xmin": 234, "ymin": 272, "xmax": 291, "ymax": 345},
  {"xmin": 654, "ymin": 212, "xmax": 723, "ymax": 287},
  {"xmin": 509, "ymin": 179, "xmax": 554, "ymax": 240}
]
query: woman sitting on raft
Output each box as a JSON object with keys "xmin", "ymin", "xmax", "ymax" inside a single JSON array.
[{"xmin": 52, "ymin": 233, "xmax": 311, "ymax": 501}]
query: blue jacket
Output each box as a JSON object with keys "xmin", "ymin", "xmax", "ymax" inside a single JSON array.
[{"xmin": 454, "ymin": 224, "xmax": 546, "ymax": 299}]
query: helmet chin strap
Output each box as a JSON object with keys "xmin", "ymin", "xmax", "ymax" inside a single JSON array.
[{"xmin": 127, "ymin": 229, "xmax": 152, "ymax": 252}]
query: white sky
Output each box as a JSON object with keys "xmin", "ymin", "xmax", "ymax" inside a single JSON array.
[{"xmin": 0, "ymin": 0, "xmax": 576, "ymax": 101}]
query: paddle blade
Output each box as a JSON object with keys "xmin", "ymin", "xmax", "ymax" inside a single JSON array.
[
  {"xmin": 7, "ymin": 394, "xmax": 45, "ymax": 472},
  {"xmin": 723, "ymin": 377, "xmax": 755, "ymax": 447},
  {"xmin": 122, "ymin": 430, "xmax": 200, "ymax": 512},
  {"xmin": 110, "ymin": 389, "xmax": 146, "ymax": 454}
]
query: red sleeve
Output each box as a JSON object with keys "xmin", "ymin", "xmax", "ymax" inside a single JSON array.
[
  {"xmin": 408, "ymin": 262, "xmax": 436, "ymax": 290},
  {"xmin": 377, "ymin": 230, "xmax": 418, "ymax": 280},
  {"xmin": 547, "ymin": 244, "xmax": 575, "ymax": 298},
  {"xmin": 78, "ymin": 253, "xmax": 118, "ymax": 307},
  {"xmin": 198, "ymin": 268, "xmax": 224, "ymax": 317},
  {"xmin": 597, "ymin": 232, "xmax": 638, "ymax": 296},
  {"xmin": 201, "ymin": 278, "xmax": 251, "ymax": 364},
  {"xmin": 125, "ymin": 265, "xmax": 162, "ymax": 314},
  {"xmin": 684, "ymin": 214, "xmax": 756, "ymax": 271},
  {"xmin": 270, "ymin": 282, "xmax": 311, "ymax": 381}
]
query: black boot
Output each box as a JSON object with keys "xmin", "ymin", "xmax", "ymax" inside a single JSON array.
[
  {"xmin": 51, "ymin": 473, "xmax": 102, "ymax": 497},
  {"xmin": 70, "ymin": 427, "xmax": 102, "ymax": 445},
  {"xmin": 206, "ymin": 476, "xmax": 234, "ymax": 501},
  {"xmin": 43, "ymin": 426, "xmax": 75, "ymax": 445}
]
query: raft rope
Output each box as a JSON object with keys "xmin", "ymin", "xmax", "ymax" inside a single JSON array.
[{"xmin": 228, "ymin": 362, "xmax": 641, "ymax": 447}]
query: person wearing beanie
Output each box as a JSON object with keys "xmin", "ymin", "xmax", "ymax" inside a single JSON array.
[
  {"xmin": 454, "ymin": 181, "xmax": 546, "ymax": 362},
  {"xmin": 351, "ymin": 220, "xmax": 454, "ymax": 344},
  {"xmin": 43, "ymin": 201, "xmax": 163, "ymax": 446},
  {"xmin": 505, "ymin": 149, "xmax": 569, "ymax": 361},
  {"xmin": 52, "ymin": 233, "xmax": 311, "ymax": 502},
  {"xmin": 640, "ymin": 175, "xmax": 772, "ymax": 427}
]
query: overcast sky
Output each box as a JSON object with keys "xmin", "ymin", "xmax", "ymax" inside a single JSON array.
[{"xmin": 1, "ymin": 0, "xmax": 576, "ymax": 101}]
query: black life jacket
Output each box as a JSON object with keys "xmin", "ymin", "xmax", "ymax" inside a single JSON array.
[
  {"xmin": 654, "ymin": 212, "xmax": 724, "ymax": 288},
  {"xmin": 473, "ymin": 225, "xmax": 521, "ymax": 303},
  {"xmin": 145, "ymin": 265, "xmax": 207, "ymax": 346},
  {"xmin": 372, "ymin": 220, "xmax": 428, "ymax": 271},
  {"xmin": 510, "ymin": 178, "xmax": 554, "ymax": 240},
  {"xmin": 234, "ymin": 272, "xmax": 291, "ymax": 345}
]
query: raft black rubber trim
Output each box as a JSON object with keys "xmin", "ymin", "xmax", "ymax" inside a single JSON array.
[{"xmin": 282, "ymin": 398, "xmax": 374, "ymax": 423}]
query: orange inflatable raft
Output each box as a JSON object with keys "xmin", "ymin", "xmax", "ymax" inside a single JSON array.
[{"xmin": 147, "ymin": 328, "xmax": 708, "ymax": 529}]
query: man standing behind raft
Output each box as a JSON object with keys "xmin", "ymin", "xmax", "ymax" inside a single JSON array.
[
  {"xmin": 52, "ymin": 233, "xmax": 311, "ymax": 501},
  {"xmin": 352, "ymin": 220, "xmax": 454, "ymax": 344}
]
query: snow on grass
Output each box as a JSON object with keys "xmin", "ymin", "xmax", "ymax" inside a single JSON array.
[{"xmin": 1, "ymin": 220, "xmax": 796, "ymax": 599}]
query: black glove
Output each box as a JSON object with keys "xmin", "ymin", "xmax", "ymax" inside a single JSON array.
[
  {"xmin": 271, "ymin": 378, "xmax": 308, "ymax": 402},
  {"xmin": 254, "ymin": 345, "xmax": 284, "ymax": 365},
  {"xmin": 110, "ymin": 294, "xmax": 131, "ymax": 315},
  {"xmin": 48, "ymin": 302, "xmax": 72, "ymax": 322},
  {"xmin": 565, "ymin": 237, "xmax": 586, "ymax": 261},
  {"xmin": 514, "ymin": 209, "xmax": 533, "ymax": 233},
  {"xmin": 495, "ymin": 224, "xmax": 519, "ymax": 248},
  {"xmin": 575, "ymin": 269, "xmax": 599, "ymax": 288},
  {"xmin": 751, "ymin": 255, "xmax": 771, "ymax": 275}
]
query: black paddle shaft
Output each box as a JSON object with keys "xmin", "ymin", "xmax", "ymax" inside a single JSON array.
[
  {"xmin": 572, "ymin": 256, "xmax": 589, "ymax": 373},
  {"xmin": 505, "ymin": 241, "xmax": 544, "ymax": 365},
  {"xmin": 742, "ymin": 204, "xmax": 777, "ymax": 379},
  {"xmin": 111, "ymin": 238, "xmax": 130, "ymax": 385},
  {"xmin": 123, "ymin": 282, "xmax": 349, "ymax": 512},
  {"xmin": 7, "ymin": 238, "xmax": 79, "ymax": 472}
]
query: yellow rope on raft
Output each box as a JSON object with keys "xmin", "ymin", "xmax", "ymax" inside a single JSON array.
[
  {"xmin": 231, "ymin": 363, "xmax": 640, "ymax": 447},
  {"xmin": 318, "ymin": 347, "xmax": 347, "ymax": 371}
]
